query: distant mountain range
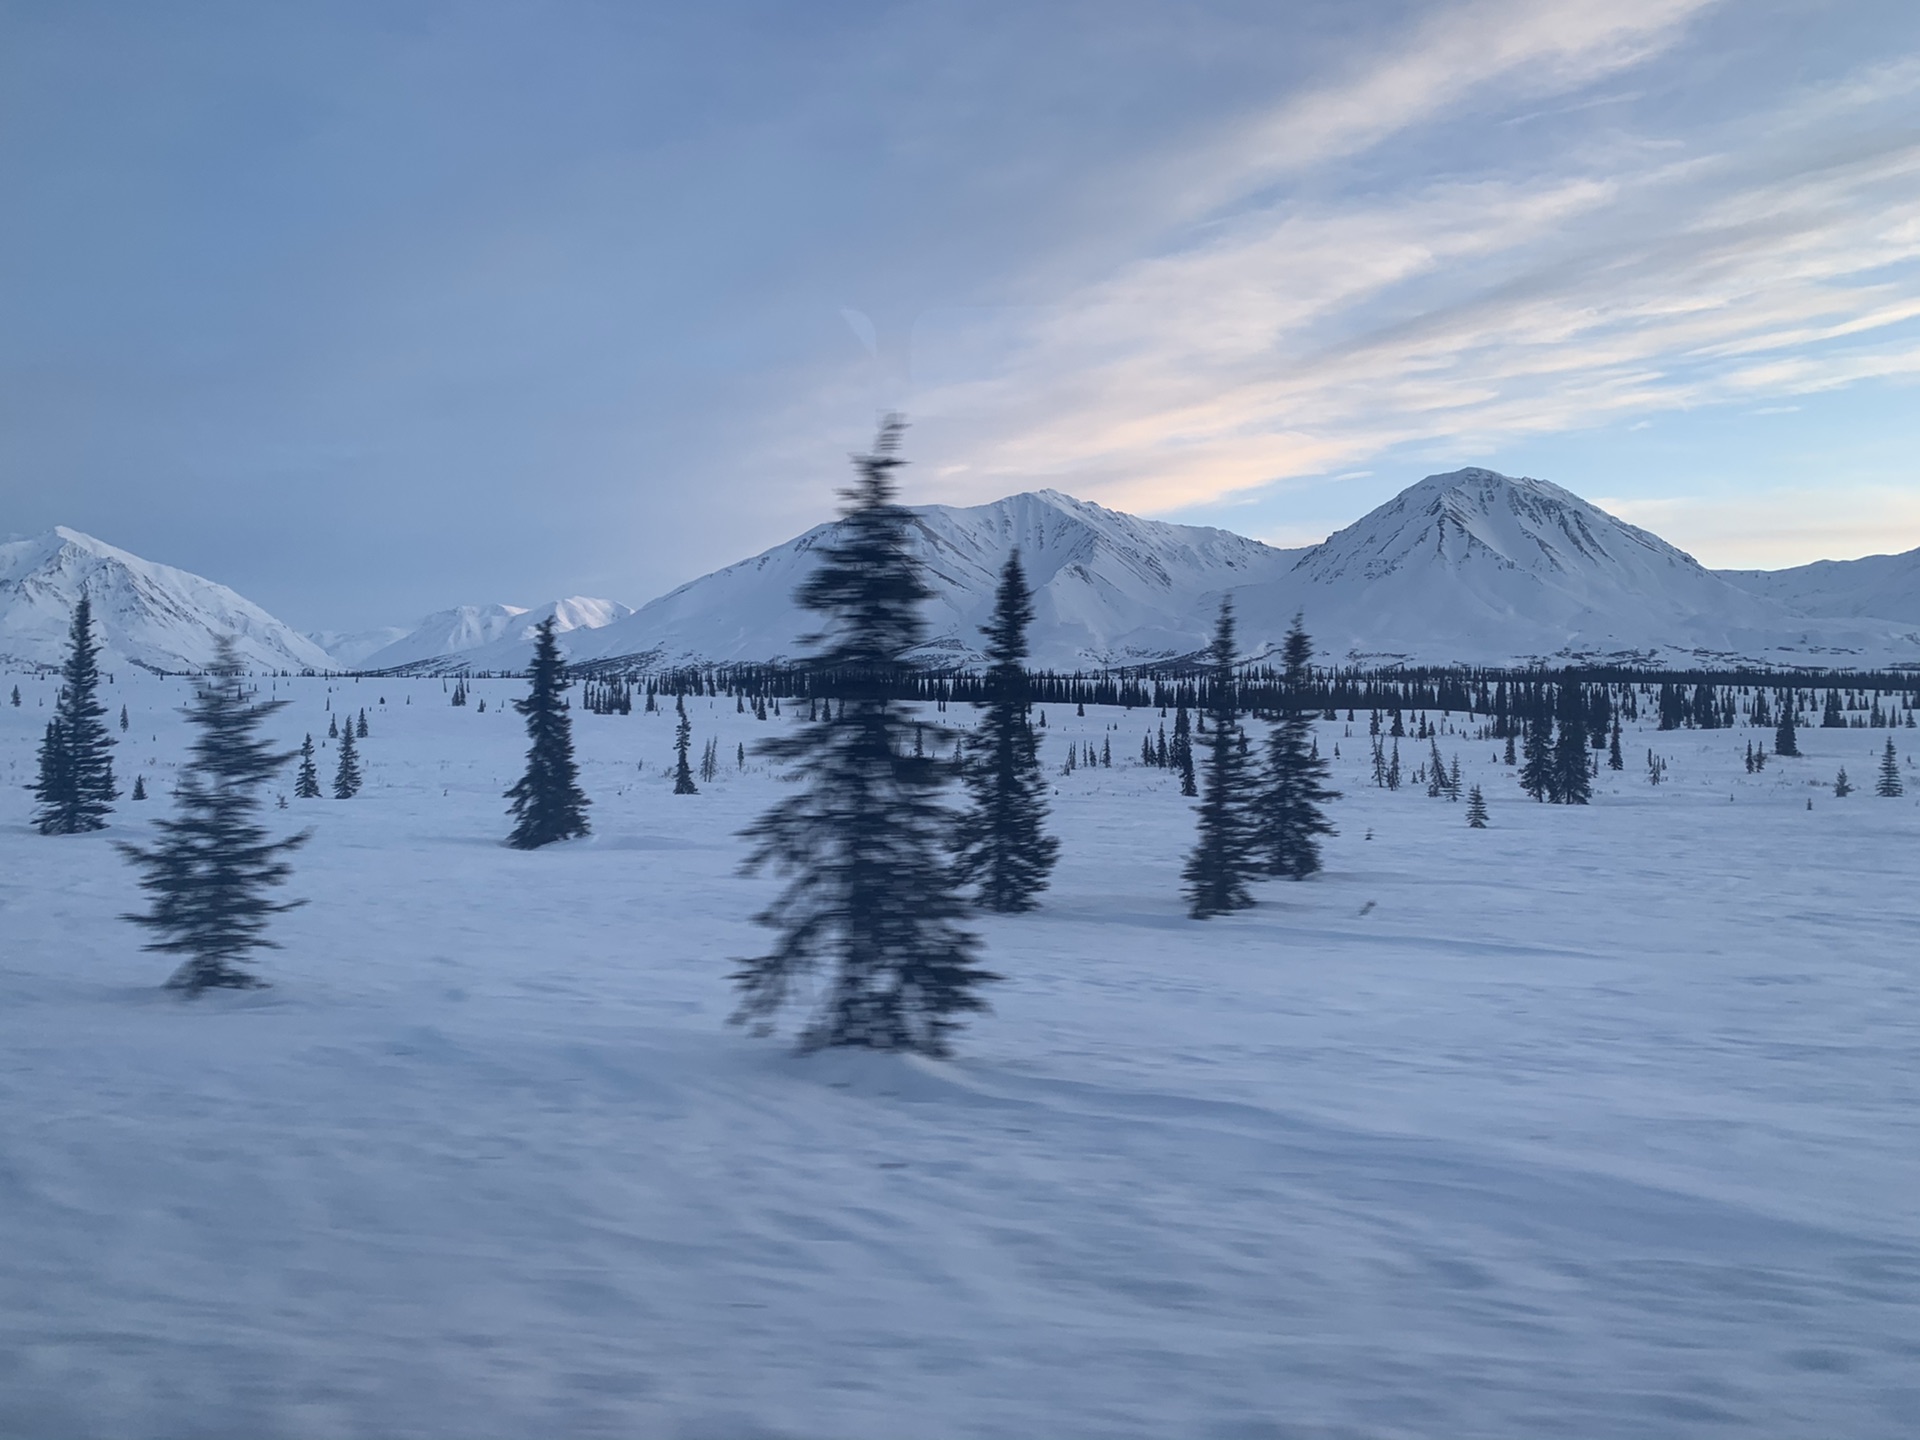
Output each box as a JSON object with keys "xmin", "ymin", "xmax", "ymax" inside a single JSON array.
[{"xmin": 6, "ymin": 471, "xmax": 1918, "ymax": 673}]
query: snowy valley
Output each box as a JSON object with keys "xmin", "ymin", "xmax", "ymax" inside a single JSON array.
[
  {"xmin": 3, "ymin": 668, "xmax": 1917, "ymax": 1437},
  {"xmin": 7, "ymin": 467, "xmax": 1920, "ymax": 1439}
]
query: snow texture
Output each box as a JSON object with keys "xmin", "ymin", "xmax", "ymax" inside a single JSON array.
[{"xmin": 2, "ymin": 669, "xmax": 1917, "ymax": 1438}]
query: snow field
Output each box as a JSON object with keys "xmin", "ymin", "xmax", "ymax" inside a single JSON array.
[{"xmin": 2, "ymin": 672, "xmax": 1918, "ymax": 1438}]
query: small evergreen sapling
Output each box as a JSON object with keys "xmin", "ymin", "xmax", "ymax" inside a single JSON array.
[
  {"xmin": 1834, "ymin": 767, "xmax": 1852, "ymax": 798},
  {"xmin": 116, "ymin": 638, "xmax": 309, "ymax": 993},
  {"xmin": 1466, "ymin": 784, "xmax": 1489, "ymax": 828},
  {"xmin": 504, "ymin": 616, "xmax": 591, "ymax": 847},
  {"xmin": 131, "ymin": 774, "xmax": 148, "ymax": 801}
]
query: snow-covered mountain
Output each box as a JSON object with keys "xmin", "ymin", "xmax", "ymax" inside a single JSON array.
[
  {"xmin": 0, "ymin": 527, "xmax": 332, "ymax": 673},
  {"xmin": 560, "ymin": 472, "xmax": 1917, "ymax": 672},
  {"xmin": 1233, "ymin": 469, "xmax": 1920, "ymax": 668},
  {"xmin": 363, "ymin": 596, "xmax": 634, "ymax": 672},
  {"xmin": 1718, "ymin": 547, "xmax": 1920, "ymax": 627},
  {"xmin": 306, "ymin": 626, "xmax": 413, "ymax": 666},
  {"xmin": 560, "ymin": 490, "xmax": 1299, "ymax": 673}
]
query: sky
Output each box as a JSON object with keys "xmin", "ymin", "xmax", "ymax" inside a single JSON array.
[{"xmin": 2, "ymin": 0, "xmax": 1917, "ymax": 632}]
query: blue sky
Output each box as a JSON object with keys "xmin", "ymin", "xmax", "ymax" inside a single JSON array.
[{"xmin": 2, "ymin": 0, "xmax": 1917, "ymax": 628}]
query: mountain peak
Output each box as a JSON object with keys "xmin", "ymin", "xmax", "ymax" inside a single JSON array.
[{"xmin": 2, "ymin": 526, "xmax": 331, "ymax": 672}]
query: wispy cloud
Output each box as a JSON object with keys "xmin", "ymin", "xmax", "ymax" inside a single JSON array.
[{"xmin": 889, "ymin": 20, "xmax": 1920, "ymax": 527}]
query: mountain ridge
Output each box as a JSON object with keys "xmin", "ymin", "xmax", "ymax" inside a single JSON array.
[
  {"xmin": 0, "ymin": 527, "xmax": 333, "ymax": 673},
  {"xmin": 8, "ymin": 475, "xmax": 1918, "ymax": 675}
]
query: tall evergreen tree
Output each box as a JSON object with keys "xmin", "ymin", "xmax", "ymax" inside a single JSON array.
[
  {"xmin": 672, "ymin": 693, "xmax": 698, "ymax": 794},
  {"xmin": 1552, "ymin": 679, "xmax": 1592, "ymax": 805},
  {"xmin": 32, "ymin": 594, "xmax": 117, "ymax": 834},
  {"xmin": 954, "ymin": 549, "xmax": 1059, "ymax": 912},
  {"xmin": 1183, "ymin": 600, "xmax": 1259, "ymax": 918},
  {"xmin": 504, "ymin": 617, "xmax": 590, "ymax": 846},
  {"xmin": 1875, "ymin": 736, "xmax": 1904, "ymax": 797},
  {"xmin": 116, "ymin": 638, "xmax": 308, "ymax": 993},
  {"xmin": 1519, "ymin": 693, "xmax": 1554, "ymax": 802},
  {"xmin": 1172, "ymin": 698, "xmax": 1196, "ymax": 796},
  {"xmin": 32, "ymin": 719, "xmax": 69, "ymax": 825},
  {"xmin": 1775, "ymin": 697, "xmax": 1800, "ymax": 757},
  {"xmin": 734, "ymin": 418, "xmax": 994, "ymax": 1055},
  {"xmin": 1253, "ymin": 615, "xmax": 1339, "ymax": 879},
  {"xmin": 332, "ymin": 722, "xmax": 363, "ymax": 799},
  {"xmin": 294, "ymin": 734, "xmax": 322, "ymax": 799}
]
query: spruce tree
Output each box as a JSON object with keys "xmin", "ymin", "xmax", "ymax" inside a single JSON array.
[
  {"xmin": 32, "ymin": 594, "xmax": 117, "ymax": 834},
  {"xmin": 116, "ymin": 638, "xmax": 308, "ymax": 993},
  {"xmin": 332, "ymin": 722, "xmax": 363, "ymax": 799},
  {"xmin": 1520, "ymin": 695, "xmax": 1554, "ymax": 802},
  {"xmin": 131, "ymin": 774, "xmax": 147, "ymax": 801},
  {"xmin": 1253, "ymin": 614, "xmax": 1338, "ymax": 879},
  {"xmin": 504, "ymin": 616, "xmax": 590, "ymax": 846},
  {"xmin": 954, "ymin": 549, "xmax": 1059, "ymax": 912},
  {"xmin": 1552, "ymin": 678, "xmax": 1591, "ymax": 805},
  {"xmin": 1183, "ymin": 600, "xmax": 1259, "ymax": 918},
  {"xmin": 734, "ymin": 418, "xmax": 993, "ymax": 1055},
  {"xmin": 1608, "ymin": 720, "xmax": 1624, "ymax": 770},
  {"xmin": 1172, "ymin": 698, "xmax": 1196, "ymax": 796},
  {"xmin": 673, "ymin": 693, "xmax": 698, "ymax": 794},
  {"xmin": 294, "ymin": 733, "xmax": 323, "ymax": 798},
  {"xmin": 32, "ymin": 719, "xmax": 70, "ymax": 825},
  {"xmin": 1875, "ymin": 736, "xmax": 1904, "ymax": 797},
  {"xmin": 1466, "ymin": 784, "xmax": 1489, "ymax": 828},
  {"xmin": 1775, "ymin": 699, "xmax": 1800, "ymax": 757},
  {"xmin": 1835, "ymin": 766, "xmax": 1852, "ymax": 798}
]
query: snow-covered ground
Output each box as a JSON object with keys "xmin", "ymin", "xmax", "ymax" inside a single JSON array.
[{"xmin": 2, "ymin": 673, "xmax": 1918, "ymax": 1439}]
